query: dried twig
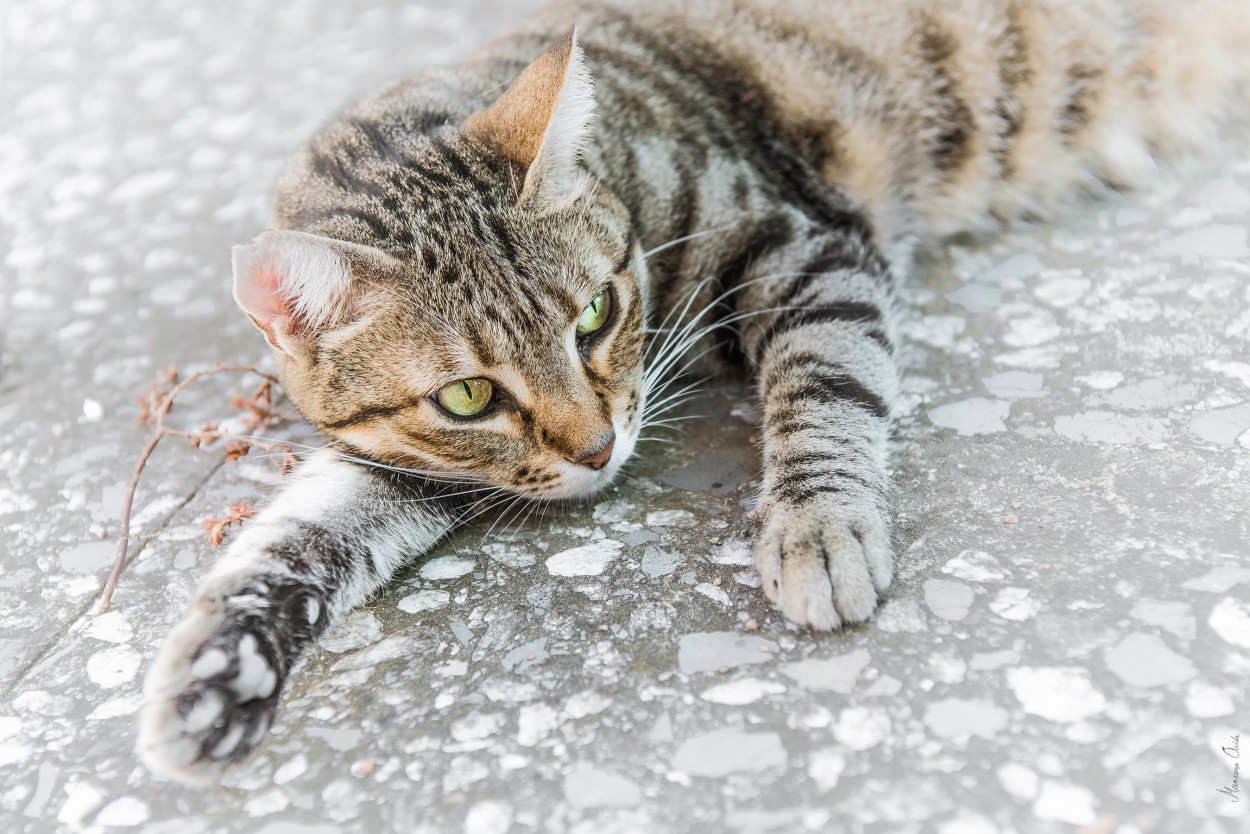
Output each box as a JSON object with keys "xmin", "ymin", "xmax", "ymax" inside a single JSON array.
[
  {"xmin": 202, "ymin": 499, "xmax": 259, "ymax": 546},
  {"xmin": 99, "ymin": 364, "xmax": 282, "ymax": 613}
]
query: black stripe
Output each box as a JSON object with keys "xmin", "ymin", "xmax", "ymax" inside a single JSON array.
[
  {"xmin": 396, "ymin": 157, "xmax": 458, "ymax": 194},
  {"xmin": 396, "ymin": 108, "xmax": 453, "ymax": 138},
  {"xmin": 781, "ymin": 375, "xmax": 889, "ymax": 420},
  {"xmin": 350, "ymin": 118, "xmax": 405, "ymax": 167},
  {"xmin": 755, "ymin": 301, "xmax": 887, "ymax": 354},
  {"xmin": 320, "ymin": 400, "xmax": 411, "ymax": 430},
  {"xmin": 431, "ymin": 135, "xmax": 493, "ymax": 199},
  {"xmin": 773, "ymin": 450, "xmax": 839, "ymax": 469},
  {"xmin": 308, "ymin": 147, "xmax": 363, "ymax": 191},
  {"xmin": 585, "ymin": 17, "xmax": 874, "ymax": 239},
  {"xmin": 993, "ymin": 6, "xmax": 1031, "ymax": 178},
  {"xmin": 916, "ymin": 14, "xmax": 975, "ymax": 176},
  {"xmin": 772, "ymin": 467, "xmax": 881, "ymax": 505},
  {"xmin": 769, "ymin": 416, "xmax": 822, "ymax": 436},
  {"xmin": 1058, "ymin": 63, "xmax": 1101, "ymax": 141},
  {"xmin": 487, "ymin": 214, "xmax": 519, "ymax": 265},
  {"xmin": 773, "ymin": 242, "xmax": 886, "ymax": 309},
  {"xmin": 718, "ymin": 214, "xmax": 795, "ymax": 295},
  {"xmin": 767, "ymin": 351, "xmax": 889, "ymax": 419},
  {"xmin": 782, "ymin": 482, "xmax": 853, "ymax": 507},
  {"xmin": 297, "ymin": 207, "xmax": 392, "ymax": 241},
  {"xmin": 613, "ymin": 231, "xmax": 635, "ymax": 273}
]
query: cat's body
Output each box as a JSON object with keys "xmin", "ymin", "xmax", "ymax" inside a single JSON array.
[{"xmin": 139, "ymin": 0, "xmax": 1250, "ymax": 782}]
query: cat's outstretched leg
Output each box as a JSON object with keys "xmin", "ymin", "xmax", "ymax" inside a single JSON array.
[
  {"xmin": 138, "ymin": 449, "xmax": 456, "ymax": 783},
  {"xmin": 736, "ymin": 227, "xmax": 900, "ymax": 630}
]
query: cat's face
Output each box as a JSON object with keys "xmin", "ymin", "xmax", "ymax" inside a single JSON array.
[
  {"xmin": 237, "ymin": 198, "xmax": 648, "ymax": 500},
  {"xmin": 233, "ymin": 33, "xmax": 651, "ymax": 500}
]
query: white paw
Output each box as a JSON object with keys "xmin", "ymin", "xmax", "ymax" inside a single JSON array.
[
  {"xmin": 138, "ymin": 607, "xmax": 283, "ymax": 784},
  {"xmin": 755, "ymin": 498, "xmax": 893, "ymax": 630}
]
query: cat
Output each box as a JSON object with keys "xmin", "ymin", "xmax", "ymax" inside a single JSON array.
[{"xmin": 138, "ymin": 0, "xmax": 1250, "ymax": 783}]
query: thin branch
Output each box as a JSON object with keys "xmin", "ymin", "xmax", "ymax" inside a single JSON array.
[{"xmin": 98, "ymin": 364, "xmax": 280, "ymax": 613}]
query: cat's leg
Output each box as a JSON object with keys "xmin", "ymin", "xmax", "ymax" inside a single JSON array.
[
  {"xmin": 736, "ymin": 232, "xmax": 901, "ymax": 630},
  {"xmin": 137, "ymin": 449, "xmax": 456, "ymax": 783}
]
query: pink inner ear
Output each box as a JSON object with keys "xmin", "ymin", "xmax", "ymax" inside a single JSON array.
[{"xmin": 236, "ymin": 256, "xmax": 298, "ymax": 350}]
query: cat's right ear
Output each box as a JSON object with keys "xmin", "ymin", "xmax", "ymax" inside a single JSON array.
[
  {"xmin": 231, "ymin": 230, "xmax": 398, "ymax": 359},
  {"xmin": 463, "ymin": 27, "xmax": 594, "ymax": 213}
]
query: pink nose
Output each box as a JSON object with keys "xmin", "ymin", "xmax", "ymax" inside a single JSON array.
[{"xmin": 575, "ymin": 435, "xmax": 615, "ymax": 470}]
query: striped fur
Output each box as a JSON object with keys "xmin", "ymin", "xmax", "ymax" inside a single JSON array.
[{"xmin": 140, "ymin": 0, "xmax": 1250, "ymax": 781}]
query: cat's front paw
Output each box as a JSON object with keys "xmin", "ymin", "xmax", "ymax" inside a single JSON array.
[
  {"xmin": 138, "ymin": 608, "xmax": 285, "ymax": 784},
  {"xmin": 754, "ymin": 497, "xmax": 893, "ymax": 630}
]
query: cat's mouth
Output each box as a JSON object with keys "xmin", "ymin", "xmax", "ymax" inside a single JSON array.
[{"xmin": 527, "ymin": 419, "xmax": 639, "ymax": 501}]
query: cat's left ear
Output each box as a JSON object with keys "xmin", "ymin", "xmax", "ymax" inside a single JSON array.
[
  {"xmin": 231, "ymin": 230, "xmax": 400, "ymax": 359},
  {"xmin": 463, "ymin": 27, "xmax": 594, "ymax": 212}
]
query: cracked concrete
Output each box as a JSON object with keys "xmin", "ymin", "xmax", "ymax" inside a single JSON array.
[{"xmin": 2, "ymin": 1, "xmax": 1248, "ymax": 833}]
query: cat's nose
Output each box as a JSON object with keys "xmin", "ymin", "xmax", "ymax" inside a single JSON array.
[{"xmin": 574, "ymin": 433, "xmax": 615, "ymax": 470}]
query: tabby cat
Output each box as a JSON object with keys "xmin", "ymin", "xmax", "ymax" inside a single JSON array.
[{"xmin": 138, "ymin": 0, "xmax": 1250, "ymax": 782}]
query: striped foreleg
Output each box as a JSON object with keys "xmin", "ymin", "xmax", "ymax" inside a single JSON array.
[
  {"xmin": 138, "ymin": 449, "xmax": 457, "ymax": 783},
  {"xmin": 738, "ymin": 240, "xmax": 900, "ymax": 629}
]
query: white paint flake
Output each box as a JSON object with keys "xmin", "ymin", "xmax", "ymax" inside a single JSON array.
[
  {"xmin": 1007, "ymin": 667, "xmax": 1106, "ymax": 722},
  {"xmin": 983, "ymin": 371, "xmax": 1046, "ymax": 400},
  {"xmin": 924, "ymin": 579, "xmax": 974, "ymax": 621},
  {"xmin": 1104, "ymin": 633, "xmax": 1197, "ymax": 688},
  {"xmin": 1208, "ymin": 597, "xmax": 1250, "ymax": 648},
  {"xmin": 84, "ymin": 610, "xmax": 132, "ymax": 643},
  {"xmin": 646, "ymin": 509, "xmax": 693, "ymax": 527},
  {"xmin": 398, "ymin": 589, "xmax": 451, "ymax": 614},
  {"xmin": 693, "ymin": 582, "xmax": 730, "ymax": 605},
  {"xmin": 1185, "ymin": 680, "xmax": 1236, "ymax": 717},
  {"xmin": 831, "ymin": 707, "xmax": 889, "ymax": 751},
  {"xmin": 1033, "ymin": 781, "xmax": 1097, "ymax": 825},
  {"xmin": 922, "ymin": 699, "xmax": 1009, "ymax": 740},
  {"xmin": 699, "ymin": 678, "xmax": 786, "ymax": 705},
  {"xmin": 1074, "ymin": 371, "xmax": 1123, "ymax": 390},
  {"xmin": 1054, "ymin": 411, "xmax": 1169, "ymax": 444},
  {"xmin": 929, "ymin": 398, "xmax": 1011, "ymax": 435},
  {"xmin": 942, "ymin": 551, "xmax": 1006, "ymax": 582},
  {"xmin": 86, "ymin": 645, "xmax": 141, "ymax": 688},
  {"xmin": 419, "ymin": 555, "xmax": 476, "ymax": 580},
  {"xmin": 563, "ymin": 763, "xmax": 643, "ymax": 807},
  {"xmin": 95, "ymin": 796, "xmax": 150, "ymax": 827},
  {"xmin": 545, "ymin": 540, "xmax": 623, "ymax": 576},
  {"xmin": 671, "ymin": 729, "xmax": 786, "ymax": 777},
  {"xmin": 1128, "ymin": 599, "xmax": 1196, "ymax": 639},
  {"xmin": 677, "ymin": 632, "xmax": 778, "ymax": 674},
  {"xmin": 1189, "ymin": 402, "xmax": 1250, "ymax": 445},
  {"xmin": 998, "ymin": 763, "xmax": 1039, "ymax": 800},
  {"xmin": 989, "ymin": 587, "xmax": 1040, "ymax": 621},
  {"xmin": 780, "ymin": 649, "xmax": 871, "ymax": 694},
  {"xmin": 806, "ymin": 747, "xmax": 846, "ymax": 791}
]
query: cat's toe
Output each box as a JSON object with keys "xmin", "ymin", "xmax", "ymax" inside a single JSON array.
[
  {"xmin": 754, "ymin": 500, "xmax": 893, "ymax": 630},
  {"xmin": 138, "ymin": 611, "xmax": 282, "ymax": 784}
]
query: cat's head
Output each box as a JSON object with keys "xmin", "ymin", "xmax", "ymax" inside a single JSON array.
[{"xmin": 231, "ymin": 31, "xmax": 649, "ymax": 500}]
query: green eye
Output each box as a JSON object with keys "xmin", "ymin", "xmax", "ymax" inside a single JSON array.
[
  {"xmin": 436, "ymin": 378, "xmax": 494, "ymax": 417},
  {"xmin": 576, "ymin": 291, "xmax": 612, "ymax": 335}
]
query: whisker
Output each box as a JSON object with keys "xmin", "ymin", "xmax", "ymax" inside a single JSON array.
[
  {"xmin": 643, "ymin": 414, "xmax": 707, "ymax": 428},
  {"xmin": 636, "ymin": 436, "xmax": 682, "ymax": 446},
  {"xmin": 641, "ymin": 387, "xmax": 705, "ymax": 422},
  {"xmin": 232, "ymin": 435, "xmax": 488, "ymax": 485},
  {"xmin": 478, "ymin": 492, "xmax": 531, "ymax": 547},
  {"xmin": 642, "ymin": 224, "xmax": 734, "ymax": 259}
]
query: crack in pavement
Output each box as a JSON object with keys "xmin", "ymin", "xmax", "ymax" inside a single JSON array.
[{"xmin": 1, "ymin": 455, "xmax": 229, "ymax": 701}]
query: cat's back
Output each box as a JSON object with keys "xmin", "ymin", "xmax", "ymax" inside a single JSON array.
[
  {"xmin": 274, "ymin": 0, "xmax": 1250, "ymax": 243},
  {"xmin": 578, "ymin": 0, "xmax": 1250, "ymax": 237}
]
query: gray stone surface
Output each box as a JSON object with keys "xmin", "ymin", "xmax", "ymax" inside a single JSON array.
[{"xmin": 2, "ymin": 1, "xmax": 1248, "ymax": 832}]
